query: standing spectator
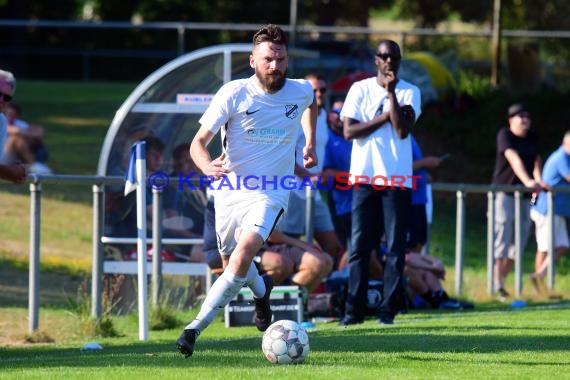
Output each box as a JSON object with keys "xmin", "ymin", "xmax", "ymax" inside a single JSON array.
[
  {"xmin": 408, "ymin": 134, "xmax": 443, "ymax": 254},
  {"xmin": 339, "ymin": 40, "xmax": 421, "ymax": 326},
  {"xmin": 322, "ymin": 100, "xmax": 352, "ymax": 265},
  {"xmin": 278, "ymin": 74, "xmax": 342, "ymax": 264},
  {"xmin": 176, "ymin": 24, "xmax": 317, "ymax": 358},
  {"xmin": 529, "ymin": 130, "xmax": 570, "ymax": 292},
  {"xmin": 0, "ymin": 70, "xmax": 27, "ymax": 183},
  {"xmin": 491, "ymin": 103, "xmax": 542, "ymax": 299}
]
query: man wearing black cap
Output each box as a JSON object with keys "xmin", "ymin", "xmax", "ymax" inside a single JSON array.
[{"xmin": 491, "ymin": 103, "xmax": 542, "ymax": 299}]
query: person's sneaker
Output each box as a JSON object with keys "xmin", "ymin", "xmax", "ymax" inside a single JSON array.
[
  {"xmin": 378, "ymin": 316, "xmax": 394, "ymax": 325},
  {"xmin": 338, "ymin": 316, "xmax": 364, "ymax": 326},
  {"xmin": 496, "ymin": 287, "xmax": 509, "ymax": 302},
  {"xmin": 438, "ymin": 299, "xmax": 463, "ymax": 310},
  {"xmin": 459, "ymin": 300, "xmax": 475, "ymax": 310},
  {"xmin": 176, "ymin": 329, "xmax": 199, "ymax": 358},
  {"xmin": 253, "ymin": 275, "xmax": 273, "ymax": 331}
]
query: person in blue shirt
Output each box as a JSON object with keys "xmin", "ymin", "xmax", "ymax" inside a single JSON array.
[
  {"xmin": 322, "ymin": 100, "xmax": 352, "ymax": 259},
  {"xmin": 408, "ymin": 135, "xmax": 443, "ymax": 253},
  {"xmin": 529, "ymin": 131, "xmax": 570, "ymax": 291}
]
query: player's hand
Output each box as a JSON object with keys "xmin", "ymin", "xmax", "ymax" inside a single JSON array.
[
  {"xmin": 400, "ymin": 104, "xmax": 415, "ymax": 123},
  {"xmin": 303, "ymin": 146, "xmax": 317, "ymax": 169},
  {"xmin": 204, "ymin": 153, "xmax": 228, "ymax": 180},
  {"xmin": 302, "ymin": 146, "xmax": 317, "ymax": 169},
  {"xmin": 524, "ymin": 179, "xmax": 543, "ymax": 193},
  {"xmin": 385, "ymin": 70, "xmax": 397, "ymax": 93},
  {"xmin": 423, "ymin": 156, "xmax": 443, "ymax": 169}
]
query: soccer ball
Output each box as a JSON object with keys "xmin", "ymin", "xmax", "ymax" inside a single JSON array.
[{"xmin": 261, "ymin": 320, "xmax": 310, "ymax": 364}]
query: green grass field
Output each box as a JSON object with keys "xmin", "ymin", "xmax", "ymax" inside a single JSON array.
[
  {"xmin": 1, "ymin": 305, "xmax": 570, "ymax": 379},
  {"xmin": 1, "ymin": 80, "xmax": 570, "ymax": 378}
]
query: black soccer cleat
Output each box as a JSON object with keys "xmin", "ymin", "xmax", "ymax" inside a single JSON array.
[
  {"xmin": 254, "ymin": 275, "xmax": 273, "ymax": 332},
  {"xmin": 176, "ymin": 329, "xmax": 199, "ymax": 358}
]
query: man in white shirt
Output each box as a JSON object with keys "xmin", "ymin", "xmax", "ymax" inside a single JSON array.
[
  {"xmin": 0, "ymin": 69, "xmax": 27, "ymax": 183},
  {"xmin": 339, "ymin": 40, "xmax": 421, "ymax": 326},
  {"xmin": 176, "ymin": 24, "xmax": 317, "ymax": 358}
]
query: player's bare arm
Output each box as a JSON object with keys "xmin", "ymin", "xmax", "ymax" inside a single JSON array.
[
  {"xmin": 301, "ymin": 97, "xmax": 318, "ymax": 169},
  {"xmin": 385, "ymin": 70, "xmax": 411, "ymax": 139},
  {"xmin": 504, "ymin": 148, "xmax": 542, "ymax": 191},
  {"xmin": 343, "ymin": 112, "xmax": 391, "ymax": 140},
  {"xmin": 189, "ymin": 127, "xmax": 228, "ymax": 180}
]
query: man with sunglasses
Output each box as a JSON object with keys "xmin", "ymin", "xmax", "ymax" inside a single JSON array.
[
  {"xmin": 491, "ymin": 103, "xmax": 542, "ymax": 300},
  {"xmin": 0, "ymin": 70, "xmax": 27, "ymax": 183},
  {"xmin": 339, "ymin": 40, "xmax": 421, "ymax": 325}
]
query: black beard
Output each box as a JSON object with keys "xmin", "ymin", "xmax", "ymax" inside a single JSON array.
[{"xmin": 256, "ymin": 69, "xmax": 286, "ymax": 92}]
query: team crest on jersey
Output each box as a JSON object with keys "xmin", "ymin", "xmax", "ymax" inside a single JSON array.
[{"xmin": 285, "ymin": 104, "xmax": 299, "ymax": 119}]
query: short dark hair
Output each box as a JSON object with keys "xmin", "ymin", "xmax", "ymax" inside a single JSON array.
[
  {"xmin": 172, "ymin": 142, "xmax": 190, "ymax": 160},
  {"xmin": 252, "ymin": 24, "xmax": 288, "ymax": 49},
  {"xmin": 305, "ymin": 73, "xmax": 326, "ymax": 82},
  {"xmin": 376, "ymin": 40, "xmax": 401, "ymax": 56},
  {"xmin": 507, "ymin": 103, "xmax": 528, "ymax": 118},
  {"xmin": 143, "ymin": 136, "xmax": 165, "ymax": 153}
]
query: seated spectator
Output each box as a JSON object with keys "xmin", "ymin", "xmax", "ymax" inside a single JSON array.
[
  {"xmin": 404, "ymin": 251, "xmax": 473, "ymax": 310},
  {"xmin": 3, "ymin": 102, "xmax": 52, "ymax": 174},
  {"xmin": 105, "ymin": 137, "xmax": 205, "ymax": 263},
  {"xmin": 202, "ymin": 197, "xmax": 333, "ymax": 293},
  {"xmin": 162, "ymin": 142, "xmax": 207, "ymax": 263},
  {"xmin": 330, "ymin": 245, "xmax": 474, "ymax": 314},
  {"xmin": 0, "ymin": 70, "xmax": 27, "ymax": 183},
  {"xmin": 262, "ymin": 229, "xmax": 333, "ymax": 292}
]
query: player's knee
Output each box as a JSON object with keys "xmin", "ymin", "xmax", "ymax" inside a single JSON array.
[{"xmin": 319, "ymin": 254, "xmax": 334, "ymax": 276}]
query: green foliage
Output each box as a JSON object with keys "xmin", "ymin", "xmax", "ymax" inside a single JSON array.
[
  {"xmin": 458, "ymin": 69, "xmax": 493, "ymax": 99},
  {"xmin": 66, "ymin": 279, "xmax": 121, "ymax": 338},
  {"xmin": 373, "ymin": 0, "xmax": 491, "ymax": 28},
  {"xmin": 149, "ymin": 304, "xmax": 182, "ymax": 331}
]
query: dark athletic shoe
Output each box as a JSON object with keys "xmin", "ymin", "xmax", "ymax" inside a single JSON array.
[
  {"xmin": 378, "ymin": 316, "xmax": 394, "ymax": 325},
  {"xmin": 176, "ymin": 329, "xmax": 199, "ymax": 358},
  {"xmin": 254, "ymin": 275, "xmax": 273, "ymax": 331},
  {"xmin": 338, "ymin": 316, "xmax": 364, "ymax": 326}
]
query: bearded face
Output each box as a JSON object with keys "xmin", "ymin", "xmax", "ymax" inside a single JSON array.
[
  {"xmin": 250, "ymin": 41, "xmax": 288, "ymax": 93},
  {"xmin": 254, "ymin": 65, "xmax": 286, "ymax": 92}
]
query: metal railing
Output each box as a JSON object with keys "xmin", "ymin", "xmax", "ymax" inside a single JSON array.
[
  {"xmin": 431, "ymin": 183, "xmax": 567, "ymax": 297},
  {"xmin": 20, "ymin": 173, "xmax": 568, "ymax": 332}
]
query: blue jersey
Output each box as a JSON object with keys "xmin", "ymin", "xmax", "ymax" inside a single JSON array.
[
  {"xmin": 411, "ymin": 135, "xmax": 428, "ymax": 205},
  {"xmin": 533, "ymin": 146, "xmax": 570, "ymax": 217},
  {"xmin": 323, "ymin": 129, "xmax": 353, "ymax": 215}
]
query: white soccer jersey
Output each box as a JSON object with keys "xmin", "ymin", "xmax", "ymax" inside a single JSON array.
[
  {"xmin": 200, "ymin": 75, "xmax": 314, "ymax": 208},
  {"xmin": 340, "ymin": 77, "xmax": 421, "ymax": 188}
]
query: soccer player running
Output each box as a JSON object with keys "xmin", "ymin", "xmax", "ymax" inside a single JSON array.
[{"xmin": 176, "ymin": 24, "xmax": 317, "ymax": 358}]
